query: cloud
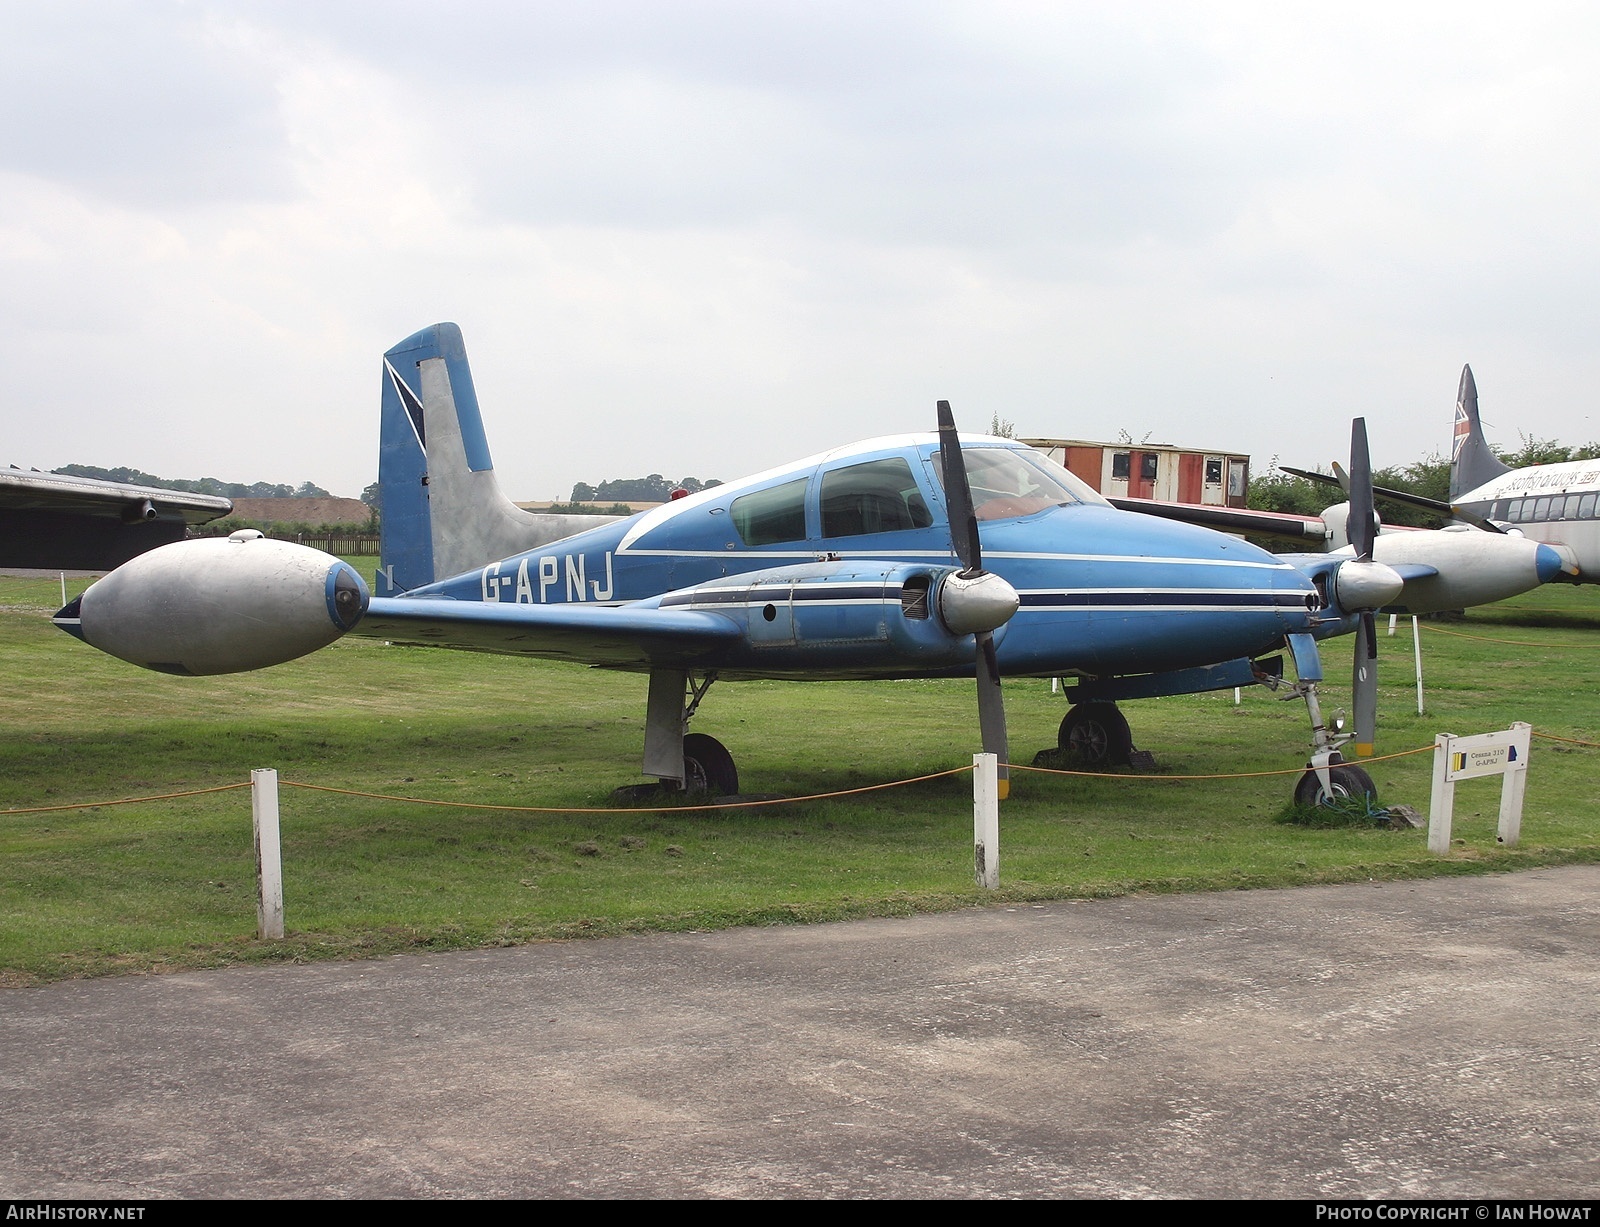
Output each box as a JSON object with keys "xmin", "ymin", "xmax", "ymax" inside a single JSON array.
[
  {"xmin": 0, "ymin": 3, "xmax": 293, "ymax": 207},
  {"xmin": 4, "ymin": 1, "xmax": 1600, "ymax": 498}
]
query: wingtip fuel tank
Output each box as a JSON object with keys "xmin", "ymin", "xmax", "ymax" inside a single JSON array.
[{"xmin": 54, "ymin": 532, "xmax": 369, "ymax": 676}]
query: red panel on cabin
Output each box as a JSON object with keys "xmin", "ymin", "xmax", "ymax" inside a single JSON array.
[
  {"xmin": 1178, "ymin": 453, "xmax": 1203, "ymax": 504},
  {"xmin": 1130, "ymin": 452, "xmax": 1155, "ymax": 499},
  {"xmin": 1063, "ymin": 447, "xmax": 1103, "ymax": 492}
]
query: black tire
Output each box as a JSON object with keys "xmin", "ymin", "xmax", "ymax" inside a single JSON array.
[
  {"xmin": 683, "ymin": 733, "xmax": 739, "ymax": 796},
  {"xmin": 1058, "ymin": 702, "xmax": 1135, "ymax": 766},
  {"xmin": 1294, "ymin": 763, "xmax": 1378, "ymax": 809}
]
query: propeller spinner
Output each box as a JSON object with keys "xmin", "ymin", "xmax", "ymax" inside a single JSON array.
[{"xmin": 936, "ymin": 400, "xmax": 1020, "ymax": 799}]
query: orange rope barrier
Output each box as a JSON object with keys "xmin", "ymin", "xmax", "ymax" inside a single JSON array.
[
  {"xmin": 1012, "ymin": 742, "xmax": 1437, "ymax": 781},
  {"xmin": 280, "ymin": 767, "xmax": 973, "ymax": 813},
  {"xmin": 1531, "ymin": 730, "xmax": 1600, "ymax": 749},
  {"xmin": 0, "ymin": 782, "xmax": 252, "ymax": 816},
  {"xmin": 1419, "ymin": 623, "xmax": 1598, "ymax": 648},
  {"xmin": 0, "ymin": 734, "xmax": 1540, "ymax": 819}
]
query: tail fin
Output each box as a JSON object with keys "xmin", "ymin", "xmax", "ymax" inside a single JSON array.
[
  {"xmin": 377, "ymin": 323, "xmax": 620, "ymax": 594},
  {"xmin": 1449, "ymin": 364, "xmax": 1510, "ymax": 500}
]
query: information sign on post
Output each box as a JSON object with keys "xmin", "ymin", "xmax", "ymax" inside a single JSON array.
[{"xmin": 1427, "ymin": 723, "xmax": 1532, "ymax": 855}]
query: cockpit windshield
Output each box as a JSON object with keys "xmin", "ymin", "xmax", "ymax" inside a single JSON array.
[{"xmin": 932, "ymin": 445, "xmax": 1109, "ymax": 521}]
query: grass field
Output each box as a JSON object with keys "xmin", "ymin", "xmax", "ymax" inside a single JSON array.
[{"xmin": 3, "ymin": 565, "xmax": 1597, "ymax": 984}]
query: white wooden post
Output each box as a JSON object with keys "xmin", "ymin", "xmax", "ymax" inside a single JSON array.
[
  {"xmin": 252, "ymin": 768, "xmax": 284, "ymax": 940},
  {"xmin": 1427, "ymin": 734, "xmax": 1454, "ymax": 854},
  {"xmin": 973, "ymin": 753, "xmax": 999, "ymax": 890},
  {"xmin": 1496, "ymin": 723, "xmax": 1532, "ymax": 847},
  {"xmin": 1412, "ymin": 616, "xmax": 1424, "ymax": 715}
]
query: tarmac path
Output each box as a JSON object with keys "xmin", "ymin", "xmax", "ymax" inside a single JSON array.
[{"xmin": 3, "ymin": 866, "xmax": 1598, "ymax": 1199}]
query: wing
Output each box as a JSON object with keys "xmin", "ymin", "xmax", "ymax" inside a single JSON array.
[
  {"xmin": 1106, "ymin": 497, "xmax": 1329, "ymax": 542},
  {"xmin": 0, "ymin": 469, "xmax": 233, "ymax": 569},
  {"xmin": 354, "ymin": 596, "xmax": 743, "ymax": 669}
]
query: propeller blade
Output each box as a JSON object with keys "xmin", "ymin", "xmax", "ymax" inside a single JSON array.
[
  {"xmin": 1352, "ymin": 611, "xmax": 1378, "ymax": 758},
  {"xmin": 975, "ymin": 631, "xmax": 1010, "ymax": 799},
  {"xmin": 936, "ymin": 399, "xmax": 983, "ymax": 574},
  {"xmin": 1348, "ymin": 420, "xmax": 1380, "ymax": 758},
  {"xmin": 938, "ymin": 400, "xmax": 1009, "ymax": 799},
  {"xmin": 1348, "ymin": 418, "xmax": 1376, "ymax": 560}
]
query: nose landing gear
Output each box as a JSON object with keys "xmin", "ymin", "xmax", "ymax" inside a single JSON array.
[{"xmin": 1268, "ymin": 673, "xmax": 1381, "ymax": 809}]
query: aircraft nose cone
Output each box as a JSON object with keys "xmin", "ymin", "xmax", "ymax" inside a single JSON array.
[{"xmin": 1534, "ymin": 542, "xmax": 1572, "ymax": 583}]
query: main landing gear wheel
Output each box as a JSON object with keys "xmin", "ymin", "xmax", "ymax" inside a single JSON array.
[
  {"xmin": 1058, "ymin": 702, "xmax": 1134, "ymax": 767},
  {"xmin": 683, "ymin": 733, "xmax": 739, "ymax": 796},
  {"xmin": 1293, "ymin": 762, "xmax": 1378, "ymax": 809}
]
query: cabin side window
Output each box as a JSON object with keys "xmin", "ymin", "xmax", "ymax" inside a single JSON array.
[
  {"xmin": 1581, "ymin": 494, "xmax": 1597, "ymax": 520},
  {"xmin": 731, "ymin": 477, "xmax": 809, "ymax": 546},
  {"xmin": 820, "ymin": 458, "xmax": 933, "ymax": 538}
]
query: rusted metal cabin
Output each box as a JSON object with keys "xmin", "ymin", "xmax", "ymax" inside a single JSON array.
[{"xmin": 1020, "ymin": 437, "xmax": 1250, "ymax": 508}]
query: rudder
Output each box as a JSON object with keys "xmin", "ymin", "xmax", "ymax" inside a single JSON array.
[
  {"xmin": 1449, "ymin": 364, "xmax": 1510, "ymax": 500},
  {"xmin": 377, "ymin": 323, "xmax": 622, "ymax": 594}
]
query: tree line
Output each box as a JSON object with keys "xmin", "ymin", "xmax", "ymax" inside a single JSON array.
[
  {"xmin": 569, "ymin": 474, "xmax": 722, "ymax": 503},
  {"xmin": 59, "ymin": 464, "xmax": 333, "ymax": 501},
  {"xmin": 1246, "ymin": 435, "xmax": 1600, "ymax": 530}
]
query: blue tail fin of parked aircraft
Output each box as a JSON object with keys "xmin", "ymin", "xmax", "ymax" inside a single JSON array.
[
  {"xmin": 1449, "ymin": 364, "xmax": 1511, "ymax": 501},
  {"xmin": 377, "ymin": 323, "xmax": 622, "ymax": 594}
]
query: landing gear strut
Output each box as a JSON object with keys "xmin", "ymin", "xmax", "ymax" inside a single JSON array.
[{"xmin": 639, "ymin": 668, "xmax": 739, "ymax": 796}]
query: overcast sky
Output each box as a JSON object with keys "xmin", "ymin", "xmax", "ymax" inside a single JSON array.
[{"xmin": 4, "ymin": 1, "xmax": 1597, "ymax": 499}]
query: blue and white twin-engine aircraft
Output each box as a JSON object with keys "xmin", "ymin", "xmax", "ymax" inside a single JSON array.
[{"xmin": 49, "ymin": 324, "xmax": 1547, "ymax": 806}]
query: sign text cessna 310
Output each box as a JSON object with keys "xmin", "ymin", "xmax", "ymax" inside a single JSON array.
[{"xmin": 50, "ymin": 324, "xmax": 1562, "ymax": 807}]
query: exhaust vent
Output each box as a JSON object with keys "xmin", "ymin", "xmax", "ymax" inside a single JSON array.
[{"xmin": 900, "ymin": 574, "xmax": 931, "ymax": 620}]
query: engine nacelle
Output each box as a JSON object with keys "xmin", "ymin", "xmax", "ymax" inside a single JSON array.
[
  {"xmin": 1371, "ymin": 529, "xmax": 1568, "ymax": 614},
  {"xmin": 54, "ymin": 534, "xmax": 369, "ymax": 675},
  {"xmin": 657, "ymin": 558, "xmax": 1011, "ymax": 673}
]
